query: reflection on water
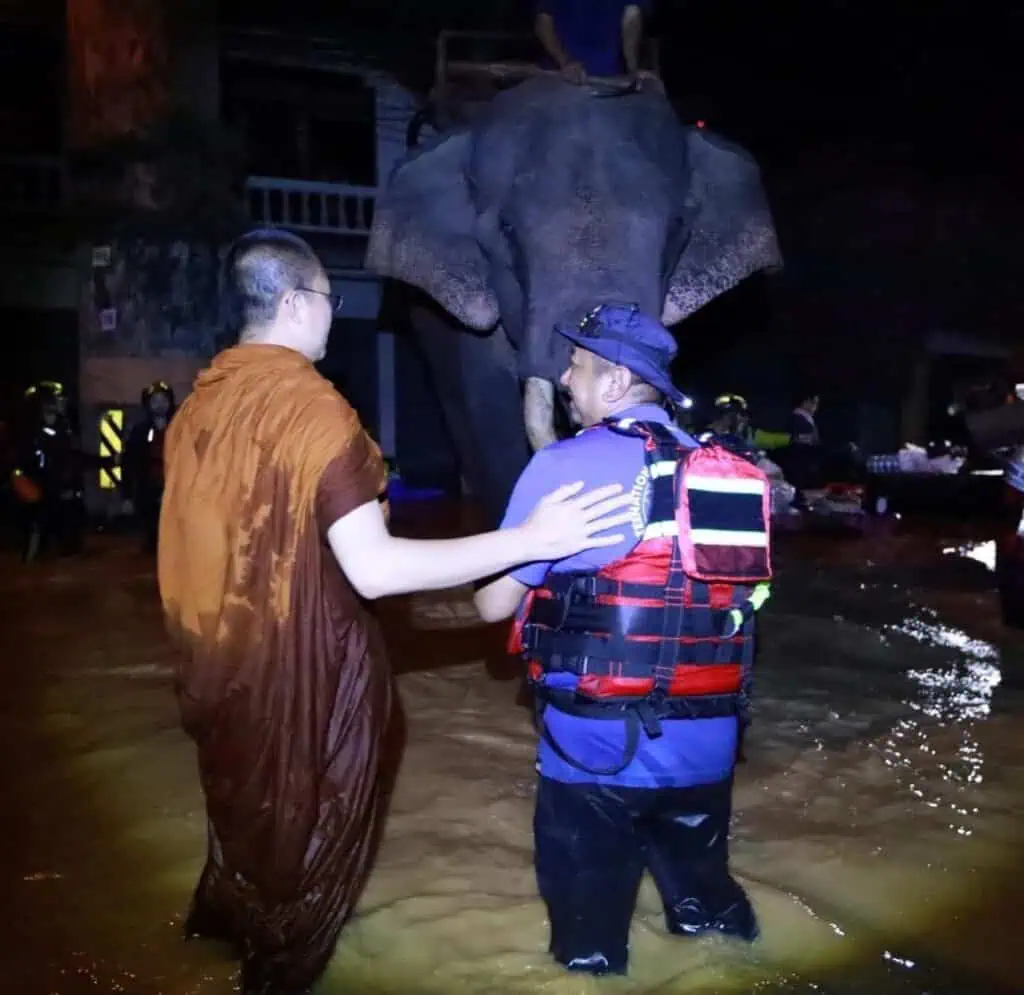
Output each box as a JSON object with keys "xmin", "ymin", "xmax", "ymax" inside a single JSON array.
[
  {"xmin": 0, "ymin": 529, "xmax": 1022, "ymax": 995},
  {"xmin": 880, "ymin": 610, "xmax": 1002, "ymax": 837},
  {"xmin": 941, "ymin": 539, "xmax": 997, "ymax": 572}
]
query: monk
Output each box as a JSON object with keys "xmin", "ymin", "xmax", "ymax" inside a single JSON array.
[{"xmin": 157, "ymin": 228, "xmax": 632, "ymax": 995}]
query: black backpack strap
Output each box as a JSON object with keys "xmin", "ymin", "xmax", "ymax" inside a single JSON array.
[
  {"xmin": 604, "ymin": 419, "xmax": 686, "ymax": 529},
  {"xmin": 604, "ymin": 417, "xmax": 687, "ymax": 463}
]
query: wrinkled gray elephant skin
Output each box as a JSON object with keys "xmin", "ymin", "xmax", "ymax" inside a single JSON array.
[{"xmin": 367, "ymin": 77, "xmax": 782, "ymax": 525}]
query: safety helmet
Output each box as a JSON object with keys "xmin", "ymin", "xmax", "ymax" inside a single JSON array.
[
  {"xmin": 24, "ymin": 380, "xmax": 67, "ymax": 419},
  {"xmin": 25, "ymin": 380, "xmax": 65, "ymax": 403},
  {"xmin": 713, "ymin": 392, "xmax": 748, "ymax": 414},
  {"xmin": 141, "ymin": 380, "xmax": 175, "ymax": 407}
]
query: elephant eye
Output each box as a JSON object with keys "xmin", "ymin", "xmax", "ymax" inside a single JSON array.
[{"xmin": 498, "ymin": 218, "xmax": 520, "ymax": 254}]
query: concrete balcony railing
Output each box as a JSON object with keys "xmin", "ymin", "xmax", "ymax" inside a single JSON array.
[
  {"xmin": 245, "ymin": 175, "xmax": 377, "ymax": 236},
  {"xmin": 0, "ymin": 158, "xmax": 379, "ymax": 248}
]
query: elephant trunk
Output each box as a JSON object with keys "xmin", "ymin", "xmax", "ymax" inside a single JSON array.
[
  {"xmin": 519, "ymin": 260, "xmax": 663, "ymax": 451},
  {"xmin": 518, "ymin": 267, "xmax": 664, "ymax": 452},
  {"xmin": 524, "ymin": 377, "xmax": 557, "ymax": 451}
]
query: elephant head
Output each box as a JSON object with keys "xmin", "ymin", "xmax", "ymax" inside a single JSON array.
[{"xmin": 366, "ymin": 77, "xmax": 782, "ymax": 448}]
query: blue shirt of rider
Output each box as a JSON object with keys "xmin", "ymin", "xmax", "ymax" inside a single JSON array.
[
  {"xmin": 536, "ymin": 0, "xmax": 650, "ymax": 78},
  {"xmin": 501, "ymin": 402, "xmax": 740, "ymax": 790}
]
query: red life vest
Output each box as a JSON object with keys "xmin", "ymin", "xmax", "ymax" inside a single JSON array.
[{"xmin": 511, "ymin": 418, "xmax": 772, "ymax": 753}]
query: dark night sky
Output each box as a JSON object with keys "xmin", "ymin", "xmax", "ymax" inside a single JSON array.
[
  {"xmin": 218, "ymin": 0, "xmax": 1018, "ymax": 174},
  {"xmin": 1, "ymin": 0, "xmax": 1014, "ymax": 175}
]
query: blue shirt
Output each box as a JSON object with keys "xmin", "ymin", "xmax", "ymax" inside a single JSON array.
[
  {"xmin": 501, "ymin": 404, "xmax": 739, "ymax": 789},
  {"xmin": 536, "ymin": 0, "xmax": 650, "ymax": 77}
]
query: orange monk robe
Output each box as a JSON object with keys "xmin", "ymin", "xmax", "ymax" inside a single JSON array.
[{"xmin": 158, "ymin": 343, "xmax": 391, "ymax": 991}]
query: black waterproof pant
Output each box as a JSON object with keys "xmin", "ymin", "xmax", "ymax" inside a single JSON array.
[
  {"xmin": 534, "ymin": 776, "xmax": 757, "ymax": 975},
  {"xmin": 20, "ymin": 495, "xmax": 84, "ymax": 562}
]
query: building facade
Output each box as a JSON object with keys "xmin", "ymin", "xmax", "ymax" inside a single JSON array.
[{"xmin": 0, "ymin": 6, "xmax": 423, "ymax": 510}]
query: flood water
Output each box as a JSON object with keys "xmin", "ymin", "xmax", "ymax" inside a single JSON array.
[{"xmin": 1, "ymin": 507, "xmax": 1022, "ymax": 995}]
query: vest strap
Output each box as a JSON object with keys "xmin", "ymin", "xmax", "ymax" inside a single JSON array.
[
  {"xmin": 536, "ymin": 689, "xmax": 738, "ymax": 721},
  {"xmin": 533, "ymin": 692, "xmax": 738, "ymax": 777},
  {"xmin": 525, "ymin": 594, "xmax": 739, "ymax": 644},
  {"xmin": 542, "ymin": 571, "xmax": 664, "ymax": 603},
  {"xmin": 522, "ymin": 627, "xmax": 746, "ymax": 672},
  {"xmin": 535, "ymin": 699, "xmax": 642, "ymax": 777}
]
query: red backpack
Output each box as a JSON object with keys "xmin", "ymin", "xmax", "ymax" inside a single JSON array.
[{"xmin": 673, "ymin": 440, "xmax": 773, "ymax": 585}]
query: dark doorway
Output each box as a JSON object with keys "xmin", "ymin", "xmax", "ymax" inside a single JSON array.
[{"xmin": 0, "ymin": 307, "xmax": 79, "ymax": 414}]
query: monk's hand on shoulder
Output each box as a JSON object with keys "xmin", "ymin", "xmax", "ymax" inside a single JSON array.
[{"xmin": 521, "ymin": 481, "xmax": 633, "ymax": 560}]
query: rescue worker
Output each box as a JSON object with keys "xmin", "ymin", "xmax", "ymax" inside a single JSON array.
[
  {"xmin": 778, "ymin": 389, "xmax": 825, "ymax": 507},
  {"xmin": 704, "ymin": 394, "xmax": 798, "ymax": 521},
  {"xmin": 124, "ymin": 380, "xmax": 176, "ymax": 553},
  {"xmin": 475, "ymin": 304, "xmax": 767, "ymax": 976},
  {"xmin": 11, "ymin": 381, "xmax": 86, "ymax": 562},
  {"xmin": 787, "ymin": 390, "xmax": 821, "ymax": 446},
  {"xmin": 534, "ymin": 0, "xmax": 651, "ymax": 83},
  {"xmin": 702, "ymin": 393, "xmax": 758, "ymax": 459},
  {"xmin": 704, "ymin": 395, "xmax": 792, "ymax": 454}
]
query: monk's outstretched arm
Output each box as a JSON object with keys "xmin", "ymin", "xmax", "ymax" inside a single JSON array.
[{"xmin": 326, "ymin": 484, "xmax": 631, "ymax": 600}]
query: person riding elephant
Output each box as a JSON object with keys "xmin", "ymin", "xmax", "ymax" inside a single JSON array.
[
  {"xmin": 367, "ymin": 75, "xmax": 782, "ymax": 526},
  {"xmin": 534, "ymin": 0, "xmax": 651, "ymax": 84}
]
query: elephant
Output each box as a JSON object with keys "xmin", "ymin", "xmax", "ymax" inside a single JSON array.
[{"xmin": 366, "ymin": 76, "xmax": 782, "ymax": 527}]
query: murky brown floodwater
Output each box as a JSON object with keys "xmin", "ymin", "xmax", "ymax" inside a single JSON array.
[{"xmin": 1, "ymin": 506, "xmax": 1022, "ymax": 995}]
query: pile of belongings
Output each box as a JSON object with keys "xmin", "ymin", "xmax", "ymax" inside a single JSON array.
[
  {"xmin": 756, "ymin": 454, "xmax": 797, "ymax": 518},
  {"xmin": 867, "ymin": 443, "xmax": 966, "ymax": 476}
]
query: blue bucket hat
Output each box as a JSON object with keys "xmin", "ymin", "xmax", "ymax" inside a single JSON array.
[{"xmin": 556, "ymin": 303, "xmax": 686, "ymax": 406}]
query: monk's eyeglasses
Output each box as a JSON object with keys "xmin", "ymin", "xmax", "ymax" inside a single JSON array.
[
  {"xmin": 298, "ymin": 287, "xmax": 344, "ymax": 314},
  {"xmin": 577, "ymin": 302, "xmax": 640, "ymax": 338}
]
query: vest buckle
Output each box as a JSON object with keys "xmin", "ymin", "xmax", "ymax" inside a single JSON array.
[
  {"xmin": 521, "ymin": 624, "xmax": 541, "ymax": 653},
  {"xmin": 635, "ymin": 693, "xmax": 665, "ymax": 739},
  {"xmin": 569, "ymin": 575, "xmax": 599, "ymax": 601}
]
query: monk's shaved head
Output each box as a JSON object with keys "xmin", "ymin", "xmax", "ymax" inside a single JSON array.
[{"xmin": 223, "ymin": 228, "xmax": 323, "ymax": 333}]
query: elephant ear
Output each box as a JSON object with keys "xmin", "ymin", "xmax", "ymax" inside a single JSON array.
[
  {"xmin": 365, "ymin": 130, "xmax": 499, "ymax": 331},
  {"xmin": 662, "ymin": 128, "xmax": 783, "ymax": 328}
]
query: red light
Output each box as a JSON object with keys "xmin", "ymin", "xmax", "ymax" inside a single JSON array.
[{"xmin": 696, "ymin": 119, "xmax": 706, "ymax": 129}]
